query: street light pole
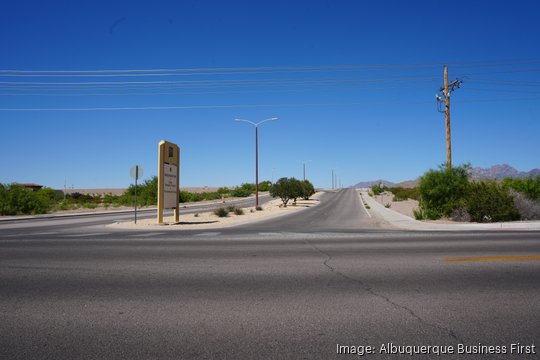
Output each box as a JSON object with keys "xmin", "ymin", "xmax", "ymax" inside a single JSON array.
[
  {"xmin": 235, "ymin": 117, "xmax": 279, "ymax": 207},
  {"xmin": 301, "ymin": 160, "xmax": 312, "ymax": 181}
]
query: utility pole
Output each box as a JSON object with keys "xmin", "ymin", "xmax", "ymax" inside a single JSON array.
[
  {"xmin": 332, "ymin": 169, "xmax": 334, "ymax": 189},
  {"xmin": 437, "ymin": 66, "xmax": 462, "ymax": 170},
  {"xmin": 444, "ymin": 66, "xmax": 451, "ymax": 169}
]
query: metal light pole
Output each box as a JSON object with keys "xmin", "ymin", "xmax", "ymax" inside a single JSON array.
[
  {"xmin": 301, "ymin": 160, "xmax": 312, "ymax": 181},
  {"xmin": 235, "ymin": 117, "xmax": 278, "ymax": 207}
]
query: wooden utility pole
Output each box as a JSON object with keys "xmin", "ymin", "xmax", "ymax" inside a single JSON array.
[{"xmin": 444, "ymin": 65, "xmax": 452, "ymax": 169}]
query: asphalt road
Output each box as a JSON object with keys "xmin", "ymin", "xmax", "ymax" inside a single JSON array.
[{"xmin": 1, "ymin": 189, "xmax": 539, "ymax": 359}]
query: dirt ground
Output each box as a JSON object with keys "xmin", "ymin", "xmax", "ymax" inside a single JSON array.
[{"xmin": 372, "ymin": 192, "xmax": 419, "ymax": 219}]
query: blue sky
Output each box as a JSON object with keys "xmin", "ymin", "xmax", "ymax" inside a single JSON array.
[{"xmin": 1, "ymin": 0, "xmax": 539, "ymax": 189}]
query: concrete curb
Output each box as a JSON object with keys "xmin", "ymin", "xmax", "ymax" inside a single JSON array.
[{"xmin": 359, "ymin": 191, "xmax": 540, "ymax": 231}]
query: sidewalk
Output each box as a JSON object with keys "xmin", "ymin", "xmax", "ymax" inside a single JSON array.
[{"xmin": 360, "ymin": 191, "xmax": 540, "ymax": 231}]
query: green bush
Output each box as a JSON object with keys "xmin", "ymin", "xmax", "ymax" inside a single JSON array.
[
  {"xmin": 258, "ymin": 181, "xmax": 272, "ymax": 192},
  {"xmin": 0, "ymin": 184, "xmax": 53, "ymax": 215},
  {"xmin": 413, "ymin": 208, "xmax": 426, "ymax": 220},
  {"xmin": 213, "ymin": 208, "xmax": 229, "ymax": 217},
  {"xmin": 125, "ymin": 177, "xmax": 158, "ymax": 206},
  {"xmin": 465, "ymin": 181, "xmax": 520, "ymax": 222},
  {"xmin": 234, "ymin": 207, "xmax": 244, "ymax": 215},
  {"xmin": 502, "ymin": 177, "xmax": 540, "ymax": 201},
  {"xmin": 231, "ymin": 183, "xmax": 254, "ymax": 197},
  {"xmin": 388, "ymin": 186, "xmax": 420, "ymax": 201},
  {"xmin": 371, "ymin": 184, "xmax": 385, "ymax": 195},
  {"xmin": 418, "ymin": 164, "xmax": 470, "ymax": 219}
]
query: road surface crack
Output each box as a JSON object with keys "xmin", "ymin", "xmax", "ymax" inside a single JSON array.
[{"xmin": 305, "ymin": 240, "xmax": 464, "ymax": 344}]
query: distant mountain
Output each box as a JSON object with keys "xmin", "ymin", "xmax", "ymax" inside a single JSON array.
[
  {"xmin": 468, "ymin": 164, "xmax": 540, "ymax": 180},
  {"xmin": 353, "ymin": 179, "xmax": 395, "ymax": 188}
]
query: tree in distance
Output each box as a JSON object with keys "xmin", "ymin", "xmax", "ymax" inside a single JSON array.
[{"xmin": 270, "ymin": 177, "xmax": 315, "ymax": 207}]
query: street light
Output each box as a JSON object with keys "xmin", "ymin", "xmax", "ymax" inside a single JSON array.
[
  {"xmin": 300, "ymin": 160, "xmax": 312, "ymax": 181},
  {"xmin": 234, "ymin": 117, "xmax": 279, "ymax": 207}
]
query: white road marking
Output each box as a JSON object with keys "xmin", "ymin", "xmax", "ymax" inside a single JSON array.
[
  {"xmin": 359, "ymin": 193, "xmax": 372, "ymax": 218},
  {"xmin": 258, "ymin": 232, "xmax": 282, "ymax": 236},
  {"xmin": 0, "ymin": 232, "xmax": 58, "ymax": 237},
  {"xmin": 194, "ymin": 232, "xmax": 221, "ymax": 237},
  {"xmin": 63, "ymin": 233, "xmax": 111, "ymax": 237},
  {"xmin": 130, "ymin": 232, "xmax": 165, "ymax": 237}
]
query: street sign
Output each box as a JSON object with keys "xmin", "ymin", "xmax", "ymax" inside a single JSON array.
[
  {"xmin": 130, "ymin": 165, "xmax": 143, "ymax": 224},
  {"xmin": 130, "ymin": 165, "xmax": 143, "ymax": 180}
]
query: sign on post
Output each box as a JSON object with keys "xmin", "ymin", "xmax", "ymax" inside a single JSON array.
[
  {"xmin": 130, "ymin": 165, "xmax": 143, "ymax": 224},
  {"xmin": 157, "ymin": 141, "xmax": 180, "ymax": 224}
]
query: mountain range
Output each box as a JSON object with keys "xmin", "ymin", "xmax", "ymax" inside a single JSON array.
[{"xmin": 353, "ymin": 164, "xmax": 540, "ymax": 189}]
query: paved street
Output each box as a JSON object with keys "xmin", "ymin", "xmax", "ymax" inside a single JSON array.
[{"xmin": 1, "ymin": 189, "xmax": 539, "ymax": 359}]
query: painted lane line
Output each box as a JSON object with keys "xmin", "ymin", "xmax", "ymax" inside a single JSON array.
[
  {"xmin": 444, "ymin": 255, "xmax": 540, "ymax": 263},
  {"xmin": 62, "ymin": 233, "xmax": 111, "ymax": 238},
  {"xmin": 130, "ymin": 232, "xmax": 166, "ymax": 237},
  {"xmin": 0, "ymin": 232, "xmax": 59, "ymax": 237},
  {"xmin": 359, "ymin": 193, "xmax": 372, "ymax": 218},
  {"xmin": 194, "ymin": 232, "xmax": 221, "ymax": 237}
]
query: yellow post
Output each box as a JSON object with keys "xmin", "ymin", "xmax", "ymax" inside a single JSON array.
[{"xmin": 157, "ymin": 140, "xmax": 180, "ymax": 224}]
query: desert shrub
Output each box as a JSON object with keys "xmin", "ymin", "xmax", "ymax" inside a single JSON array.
[
  {"xmin": 384, "ymin": 203, "xmax": 391, "ymax": 208},
  {"xmin": 213, "ymin": 208, "xmax": 229, "ymax": 217},
  {"xmin": 418, "ymin": 164, "xmax": 470, "ymax": 219},
  {"xmin": 258, "ymin": 181, "xmax": 272, "ymax": 192},
  {"xmin": 388, "ymin": 186, "xmax": 420, "ymax": 201},
  {"xmin": 231, "ymin": 183, "xmax": 254, "ymax": 197},
  {"xmin": 227, "ymin": 206, "xmax": 236, "ymax": 212},
  {"xmin": 178, "ymin": 191, "xmax": 194, "ymax": 203},
  {"xmin": 371, "ymin": 184, "xmax": 385, "ymax": 195},
  {"xmin": 413, "ymin": 208, "xmax": 425, "ymax": 220},
  {"xmin": 465, "ymin": 181, "xmax": 520, "ymax": 222},
  {"xmin": 502, "ymin": 177, "xmax": 540, "ymax": 201},
  {"xmin": 450, "ymin": 208, "xmax": 471, "ymax": 222},
  {"xmin": 234, "ymin": 208, "xmax": 244, "ymax": 215},
  {"xmin": 256, "ymin": 206, "xmax": 263, "ymax": 211},
  {"xmin": 0, "ymin": 184, "xmax": 52, "ymax": 215},
  {"xmin": 217, "ymin": 187, "xmax": 230, "ymax": 195},
  {"xmin": 510, "ymin": 190, "xmax": 540, "ymax": 220}
]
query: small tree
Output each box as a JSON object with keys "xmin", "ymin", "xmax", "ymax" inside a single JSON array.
[
  {"xmin": 289, "ymin": 178, "xmax": 304, "ymax": 205},
  {"xmin": 270, "ymin": 177, "xmax": 293, "ymax": 207},
  {"xmin": 301, "ymin": 180, "xmax": 315, "ymax": 200}
]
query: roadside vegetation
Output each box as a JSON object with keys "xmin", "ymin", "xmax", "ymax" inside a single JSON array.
[
  {"xmin": 270, "ymin": 177, "xmax": 315, "ymax": 207},
  {"xmin": 374, "ymin": 164, "xmax": 540, "ymax": 223},
  {"xmin": 0, "ymin": 176, "xmax": 273, "ymax": 216},
  {"xmin": 409, "ymin": 164, "xmax": 539, "ymax": 222}
]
